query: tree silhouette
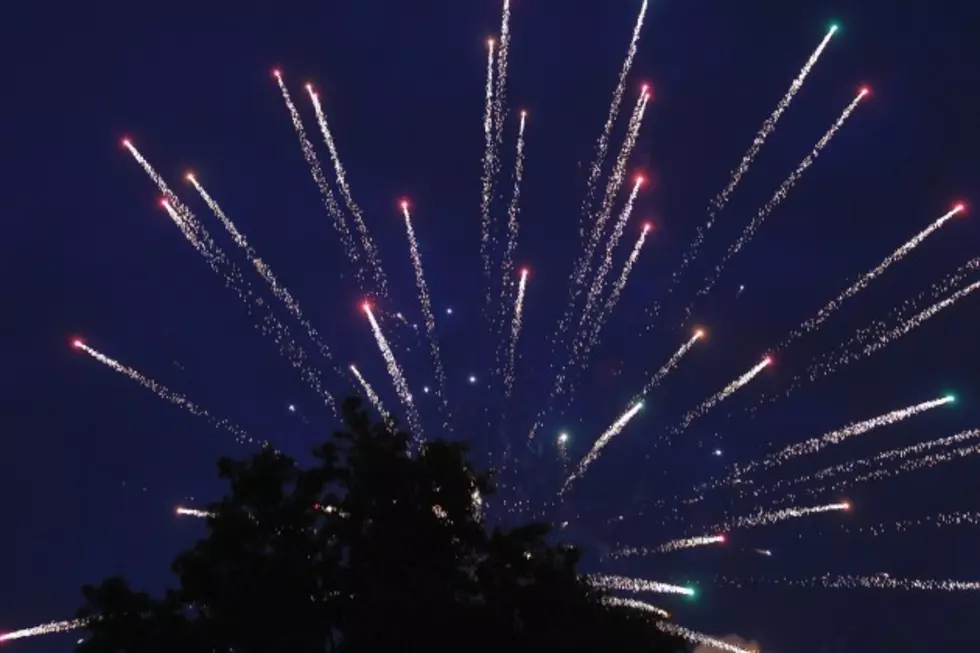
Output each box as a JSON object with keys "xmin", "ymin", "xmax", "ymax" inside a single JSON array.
[{"xmin": 78, "ymin": 397, "xmax": 684, "ymax": 652}]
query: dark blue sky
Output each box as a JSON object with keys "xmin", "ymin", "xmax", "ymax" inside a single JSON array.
[{"xmin": 2, "ymin": 1, "xmax": 979, "ymax": 651}]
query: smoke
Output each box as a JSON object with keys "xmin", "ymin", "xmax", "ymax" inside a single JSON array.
[{"xmin": 693, "ymin": 633, "xmax": 761, "ymax": 653}]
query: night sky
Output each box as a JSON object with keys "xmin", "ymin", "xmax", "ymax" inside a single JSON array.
[{"xmin": 3, "ymin": 1, "xmax": 979, "ymax": 651}]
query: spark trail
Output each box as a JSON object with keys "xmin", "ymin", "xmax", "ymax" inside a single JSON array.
[
  {"xmin": 493, "ymin": 0, "xmax": 512, "ymax": 154},
  {"xmin": 616, "ymin": 534, "xmax": 726, "ymax": 557},
  {"xmin": 363, "ymin": 302, "xmax": 422, "ymax": 441},
  {"xmin": 504, "ymin": 268, "xmax": 529, "ymax": 398},
  {"xmin": 675, "ymin": 25, "xmax": 839, "ymax": 281},
  {"xmin": 727, "ymin": 574, "xmax": 980, "ymax": 592},
  {"xmin": 498, "ymin": 110, "xmax": 528, "ymax": 331},
  {"xmin": 601, "ymin": 596, "xmax": 669, "ymax": 619},
  {"xmin": 187, "ymin": 173, "xmax": 338, "ymax": 366},
  {"xmin": 580, "ymin": 0, "xmax": 648, "ymax": 236},
  {"xmin": 729, "ymin": 395, "xmax": 955, "ymax": 480},
  {"xmin": 176, "ymin": 506, "xmax": 214, "ymax": 518},
  {"xmin": 780, "ymin": 204, "xmax": 964, "ymax": 348},
  {"xmin": 670, "ymin": 356, "xmax": 772, "ymax": 437},
  {"xmin": 399, "ymin": 201, "xmax": 450, "ymax": 427},
  {"xmin": 0, "ymin": 619, "xmax": 86, "ymax": 643},
  {"xmin": 73, "ymin": 341, "xmax": 257, "ymax": 446},
  {"xmin": 561, "ymin": 401, "xmax": 643, "ymax": 492},
  {"xmin": 658, "ymin": 624, "xmax": 759, "ymax": 653},
  {"xmin": 684, "ymin": 88, "xmax": 868, "ymax": 323},
  {"xmin": 480, "ymin": 38, "xmax": 497, "ymax": 302},
  {"xmin": 705, "ymin": 501, "xmax": 851, "ymax": 534},
  {"xmin": 589, "ymin": 574, "xmax": 695, "ymax": 596},
  {"xmin": 577, "ymin": 175, "xmax": 644, "ymax": 344},
  {"xmin": 638, "ymin": 329, "xmax": 703, "ymax": 397},
  {"xmin": 308, "ymin": 85, "xmax": 389, "ymax": 297},
  {"xmin": 274, "ymin": 71, "xmax": 362, "ymax": 286},
  {"xmin": 586, "ymin": 222, "xmax": 653, "ymax": 350},
  {"xmin": 350, "ymin": 364, "xmax": 393, "ymax": 426},
  {"xmin": 158, "ymin": 199, "xmax": 336, "ymax": 412}
]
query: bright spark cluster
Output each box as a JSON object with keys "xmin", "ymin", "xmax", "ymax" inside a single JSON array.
[
  {"xmin": 503, "ymin": 268, "xmax": 529, "ymax": 398},
  {"xmin": 667, "ymin": 25, "xmax": 838, "ymax": 298},
  {"xmin": 0, "ymin": 619, "xmax": 86, "ymax": 643},
  {"xmin": 561, "ymin": 401, "xmax": 643, "ymax": 493},
  {"xmin": 308, "ymin": 86, "xmax": 389, "ymax": 297},
  {"xmin": 350, "ymin": 364, "xmax": 392, "ymax": 426},
  {"xmin": 363, "ymin": 303, "xmax": 422, "ymax": 441},
  {"xmin": 671, "ymin": 356, "xmax": 772, "ymax": 437},
  {"xmin": 589, "ymin": 574, "xmax": 695, "ymax": 596},
  {"xmin": 658, "ymin": 623, "xmax": 760, "ymax": 653},
  {"xmin": 75, "ymin": 341, "xmax": 257, "ymax": 446},
  {"xmin": 399, "ymin": 201, "xmax": 451, "ymax": 426},
  {"xmin": 601, "ymin": 596, "xmax": 669, "ymax": 619},
  {"xmin": 274, "ymin": 72, "xmax": 362, "ymax": 286},
  {"xmin": 176, "ymin": 506, "xmax": 214, "ymax": 518},
  {"xmin": 684, "ymin": 88, "xmax": 868, "ymax": 323},
  {"xmin": 616, "ymin": 534, "xmax": 726, "ymax": 557},
  {"xmin": 781, "ymin": 205, "xmax": 962, "ymax": 347}
]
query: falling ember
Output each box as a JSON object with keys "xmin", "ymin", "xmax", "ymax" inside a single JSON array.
[
  {"xmin": 580, "ymin": 0, "xmax": 648, "ymax": 236},
  {"xmin": 363, "ymin": 302, "xmax": 423, "ymax": 441},
  {"xmin": 479, "ymin": 38, "xmax": 497, "ymax": 301},
  {"xmin": 577, "ymin": 174, "xmax": 644, "ymax": 343},
  {"xmin": 684, "ymin": 89, "xmax": 868, "ymax": 323},
  {"xmin": 601, "ymin": 596, "xmax": 669, "ymax": 619},
  {"xmin": 274, "ymin": 72, "xmax": 362, "ymax": 284},
  {"xmin": 75, "ymin": 342, "xmax": 258, "ymax": 446},
  {"xmin": 0, "ymin": 619, "xmax": 87, "ymax": 643},
  {"xmin": 676, "ymin": 25, "xmax": 838, "ymax": 283},
  {"xmin": 497, "ymin": 110, "xmax": 529, "ymax": 331},
  {"xmin": 188, "ymin": 174, "xmax": 338, "ymax": 366},
  {"xmin": 730, "ymin": 395, "xmax": 955, "ymax": 480},
  {"xmin": 616, "ymin": 534, "xmax": 726, "ymax": 557},
  {"xmin": 562, "ymin": 401, "xmax": 643, "ymax": 492},
  {"xmin": 350, "ymin": 364, "xmax": 393, "ymax": 426},
  {"xmin": 589, "ymin": 573, "xmax": 696, "ymax": 596},
  {"xmin": 399, "ymin": 202, "xmax": 451, "ymax": 428},
  {"xmin": 704, "ymin": 501, "xmax": 850, "ymax": 534},
  {"xmin": 308, "ymin": 87, "xmax": 390, "ymax": 297},
  {"xmin": 637, "ymin": 330, "xmax": 703, "ymax": 397},
  {"xmin": 176, "ymin": 506, "xmax": 214, "ymax": 518},
  {"xmin": 503, "ymin": 268, "xmax": 529, "ymax": 398},
  {"xmin": 781, "ymin": 205, "xmax": 961, "ymax": 348},
  {"xmin": 657, "ymin": 623, "xmax": 760, "ymax": 653},
  {"xmin": 670, "ymin": 356, "xmax": 771, "ymax": 437}
]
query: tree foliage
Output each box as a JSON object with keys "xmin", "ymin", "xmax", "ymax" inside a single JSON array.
[{"xmin": 78, "ymin": 397, "xmax": 684, "ymax": 653}]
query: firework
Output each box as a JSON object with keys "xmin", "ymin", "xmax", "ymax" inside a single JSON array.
[
  {"xmin": 780, "ymin": 204, "xmax": 963, "ymax": 348},
  {"xmin": 0, "ymin": 619, "xmax": 86, "ymax": 643},
  {"xmin": 616, "ymin": 534, "xmax": 726, "ymax": 557},
  {"xmin": 480, "ymin": 38, "xmax": 497, "ymax": 299},
  {"xmin": 674, "ymin": 26, "xmax": 838, "ymax": 283},
  {"xmin": 728, "ymin": 395, "xmax": 954, "ymax": 481},
  {"xmin": 504, "ymin": 268, "xmax": 530, "ymax": 398},
  {"xmin": 670, "ymin": 356, "xmax": 772, "ymax": 437},
  {"xmin": 187, "ymin": 173, "xmax": 338, "ymax": 367},
  {"xmin": 601, "ymin": 596, "xmax": 670, "ymax": 619},
  {"xmin": 725, "ymin": 574, "xmax": 980, "ymax": 592},
  {"xmin": 399, "ymin": 201, "xmax": 451, "ymax": 427},
  {"xmin": 589, "ymin": 223, "xmax": 653, "ymax": 349},
  {"xmin": 175, "ymin": 506, "xmax": 213, "ymax": 518},
  {"xmin": 580, "ymin": 0, "xmax": 648, "ymax": 236},
  {"xmin": 658, "ymin": 623, "xmax": 759, "ymax": 653},
  {"xmin": 74, "ymin": 340, "xmax": 258, "ymax": 446},
  {"xmin": 683, "ymin": 88, "xmax": 868, "ymax": 324},
  {"xmin": 493, "ymin": 0, "xmax": 512, "ymax": 152},
  {"xmin": 589, "ymin": 574, "xmax": 696, "ymax": 596},
  {"xmin": 561, "ymin": 401, "xmax": 644, "ymax": 492},
  {"xmin": 274, "ymin": 72, "xmax": 362, "ymax": 285},
  {"xmin": 498, "ymin": 110, "xmax": 528, "ymax": 331},
  {"xmin": 308, "ymin": 85, "xmax": 390, "ymax": 297},
  {"xmin": 637, "ymin": 329, "xmax": 704, "ymax": 398},
  {"xmin": 350, "ymin": 364, "xmax": 393, "ymax": 426},
  {"xmin": 702, "ymin": 502, "xmax": 850, "ymax": 536},
  {"xmin": 362, "ymin": 302, "xmax": 423, "ymax": 441}
]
